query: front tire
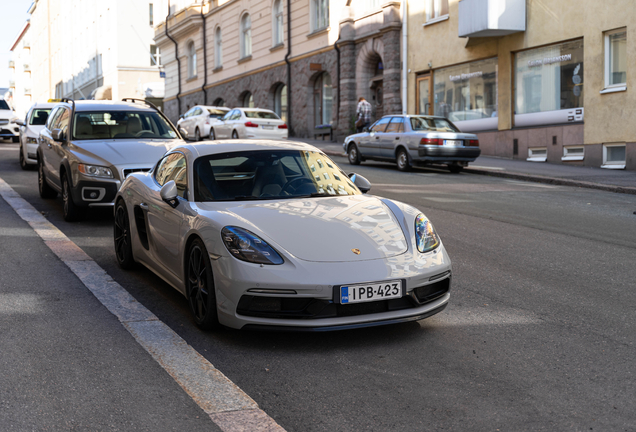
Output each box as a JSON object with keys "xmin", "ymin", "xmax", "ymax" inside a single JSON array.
[
  {"xmin": 194, "ymin": 127, "xmax": 201, "ymax": 141},
  {"xmin": 396, "ymin": 148, "xmax": 412, "ymax": 172},
  {"xmin": 348, "ymin": 143, "xmax": 361, "ymax": 165},
  {"xmin": 114, "ymin": 200, "xmax": 135, "ymax": 269},
  {"xmin": 209, "ymin": 128, "xmax": 215, "ymax": 140},
  {"xmin": 62, "ymin": 173, "xmax": 83, "ymax": 222},
  {"xmin": 187, "ymin": 238, "xmax": 220, "ymax": 330},
  {"xmin": 38, "ymin": 159, "xmax": 57, "ymax": 199},
  {"xmin": 19, "ymin": 145, "xmax": 29, "ymax": 170},
  {"xmin": 232, "ymin": 130, "xmax": 239, "ymax": 139}
]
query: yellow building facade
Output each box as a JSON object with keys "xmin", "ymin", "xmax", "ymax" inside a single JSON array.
[{"xmin": 407, "ymin": 0, "xmax": 635, "ymax": 170}]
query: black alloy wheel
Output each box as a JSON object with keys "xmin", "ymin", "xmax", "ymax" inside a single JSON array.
[
  {"xmin": 114, "ymin": 200, "xmax": 135, "ymax": 269},
  {"xmin": 38, "ymin": 159, "xmax": 57, "ymax": 199},
  {"xmin": 396, "ymin": 148, "xmax": 412, "ymax": 172},
  {"xmin": 195, "ymin": 128, "xmax": 201, "ymax": 141},
  {"xmin": 209, "ymin": 128, "xmax": 216, "ymax": 140},
  {"xmin": 187, "ymin": 238, "xmax": 220, "ymax": 330},
  {"xmin": 348, "ymin": 143, "xmax": 361, "ymax": 165},
  {"xmin": 19, "ymin": 145, "xmax": 28, "ymax": 170},
  {"xmin": 232, "ymin": 130, "xmax": 239, "ymax": 139},
  {"xmin": 62, "ymin": 173, "xmax": 83, "ymax": 222}
]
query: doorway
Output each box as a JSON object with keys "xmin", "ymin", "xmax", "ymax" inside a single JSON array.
[{"xmin": 416, "ymin": 74, "xmax": 432, "ymax": 115}]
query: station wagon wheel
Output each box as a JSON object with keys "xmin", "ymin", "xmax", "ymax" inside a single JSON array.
[
  {"xmin": 348, "ymin": 143, "xmax": 361, "ymax": 165},
  {"xmin": 187, "ymin": 238, "xmax": 219, "ymax": 330},
  {"xmin": 19, "ymin": 145, "xmax": 28, "ymax": 170},
  {"xmin": 396, "ymin": 148, "xmax": 411, "ymax": 172},
  {"xmin": 38, "ymin": 159, "xmax": 57, "ymax": 199},
  {"xmin": 62, "ymin": 173, "xmax": 83, "ymax": 221},
  {"xmin": 232, "ymin": 130, "xmax": 239, "ymax": 139},
  {"xmin": 114, "ymin": 200, "xmax": 135, "ymax": 269}
]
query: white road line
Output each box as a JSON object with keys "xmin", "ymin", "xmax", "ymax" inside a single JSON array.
[
  {"xmin": 0, "ymin": 146, "xmax": 19, "ymax": 151},
  {"xmin": 503, "ymin": 179, "xmax": 558, "ymax": 188},
  {"xmin": 0, "ymin": 177, "xmax": 285, "ymax": 432}
]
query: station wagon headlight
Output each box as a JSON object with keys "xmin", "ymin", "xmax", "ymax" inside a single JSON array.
[
  {"xmin": 415, "ymin": 213, "xmax": 440, "ymax": 253},
  {"xmin": 221, "ymin": 226, "xmax": 284, "ymax": 265},
  {"xmin": 78, "ymin": 164, "xmax": 113, "ymax": 179},
  {"xmin": 26, "ymin": 137, "xmax": 38, "ymax": 144}
]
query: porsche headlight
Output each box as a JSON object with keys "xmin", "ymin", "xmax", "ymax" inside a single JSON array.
[
  {"xmin": 221, "ymin": 227, "xmax": 284, "ymax": 265},
  {"xmin": 415, "ymin": 213, "xmax": 440, "ymax": 253},
  {"xmin": 78, "ymin": 164, "xmax": 113, "ymax": 178}
]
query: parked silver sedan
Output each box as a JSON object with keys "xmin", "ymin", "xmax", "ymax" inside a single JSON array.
[{"xmin": 343, "ymin": 115, "xmax": 481, "ymax": 173}]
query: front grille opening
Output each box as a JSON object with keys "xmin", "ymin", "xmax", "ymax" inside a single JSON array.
[{"xmin": 413, "ymin": 277, "xmax": 451, "ymax": 304}]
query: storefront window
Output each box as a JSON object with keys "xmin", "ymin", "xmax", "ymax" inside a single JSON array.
[
  {"xmin": 515, "ymin": 39, "xmax": 584, "ymax": 115},
  {"xmin": 433, "ymin": 57, "xmax": 498, "ymax": 130}
]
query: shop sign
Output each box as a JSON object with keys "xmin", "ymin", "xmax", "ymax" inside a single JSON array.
[
  {"xmin": 449, "ymin": 71, "xmax": 483, "ymax": 82},
  {"xmin": 528, "ymin": 54, "xmax": 572, "ymax": 68}
]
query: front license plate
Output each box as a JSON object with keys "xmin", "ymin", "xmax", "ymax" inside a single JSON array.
[
  {"xmin": 444, "ymin": 140, "xmax": 463, "ymax": 146},
  {"xmin": 262, "ymin": 125, "xmax": 274, "ymax": 130},
  {"xmin": 340, "ymin": 280, "xmax": 403, "ymax": 304}
]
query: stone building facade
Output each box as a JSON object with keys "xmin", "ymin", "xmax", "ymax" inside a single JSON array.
[{"xmin": 155, "ymin": 0, "xmax": 403, "ymax": 141}]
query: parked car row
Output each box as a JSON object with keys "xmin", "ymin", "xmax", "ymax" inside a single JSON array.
[
  {"xmin": 176, "ymin": 105, "xmax": 288, "ymax": 141},
  {"xmin": 15, "ymin": 97, "xmax": 452, "ymax": 333}
]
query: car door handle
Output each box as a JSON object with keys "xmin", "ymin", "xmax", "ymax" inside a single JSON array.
[
  {"xmin": 139, "ymin": 203, "xmax": 149, "ymax": 210},
  {"xmin": 395, "ymin": 137, "xmax": 400, "ymax": 140},
  {"xmin": 375, "ymin": 136, "xmax": 380, "ymax": 139}
]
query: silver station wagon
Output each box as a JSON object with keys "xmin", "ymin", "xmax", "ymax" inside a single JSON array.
[
  {"xmin": 343, "ymin": 115, "xmax": 481, "ymax": 173},
  {"xmin": 37, "ymin": 98, "xmax": 183, "ymax": 221}
]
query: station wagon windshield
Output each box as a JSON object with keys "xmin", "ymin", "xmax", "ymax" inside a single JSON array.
[
  {"xmin": 410, "ymin": 117, "xmax": 459, "ymax": 133},
  {"xmin": 193, "ymin": 150, "xmax": 361, "ymax": 201},
  {"xmin": 73, "ymin": 111, "xmax": 178, "ymax": 140}
]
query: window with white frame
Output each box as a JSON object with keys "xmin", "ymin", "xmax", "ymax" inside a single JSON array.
[
  {"xmin": 150, "ymin": 45, "xmax": 161, "ymax": 66},
  {"xmin": 149, "ymin": 3, "xmax": 154, "ymax": 26},
  {"xmin": 602, "ymin": 143, "xmax": 626, "ymax": 169},
  {"xmin": 187, "ymin": 41, "xmax": 197, "ymax": 78},
  {"xmin": 527, "ymin": 147, "xmax": 547, "ymax": 162},
  {"xmin": 562, "ymin": 146, "xmax": 585, "ymax": 161},
  {"xmin": 240, "ymin": 13, "xmax": 252, "ymax": 59},
  {"xmin": 272, "ymin": 0, "xmax": 284, "ymax": 46},
  {"xmin": 425, "ymin": 0, "xmax": 449, "ymax": 23},
  {"xmin": 311, "ymin": 0, "xmax": 329, "ymax": 32},
  {"xmin": 215, "ymin": 27, "xmax": 222, "ymax": 68},
  {"xmin": 604, "ymin": 28, "xmax": 627, "ymax": 91}
]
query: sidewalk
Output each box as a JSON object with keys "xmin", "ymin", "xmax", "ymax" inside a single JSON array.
[{"xmin": 293, "ymin": 137, "xmax": 636, "ymax": 195}]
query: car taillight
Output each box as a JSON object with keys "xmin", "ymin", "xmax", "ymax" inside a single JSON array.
[
  {"xmin": 420, "ymin": 138, "xmax": 441, "ymax": 145},
  {"xmin": 278, "ymin": 124, "xmax": 288, "ymax": 129},
  {"xmin": 245, "ymin": 121, "xmax": 259, "ymax": 128},
  {"xmin": 469, "ymin": 139, "xmax": 479, "ymax": 146}
]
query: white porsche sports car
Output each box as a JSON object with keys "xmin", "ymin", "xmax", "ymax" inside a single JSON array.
[{"xmin": 114, "ymin": 140, "xmax": 452, "ymax": 331}]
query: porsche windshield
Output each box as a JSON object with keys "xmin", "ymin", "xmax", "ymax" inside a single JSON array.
[
  {"xmin": 193, "ymin": 150, "xmax": 362, "ymax": 201},
  {"xmin": 73, "ymin": 111, "xmax": 178, "ymax": 140}
]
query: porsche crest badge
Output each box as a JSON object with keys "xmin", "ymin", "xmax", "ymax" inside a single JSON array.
[{"xmin": 351, "ymin": 248, "xmax": 361, "ymax": 255}]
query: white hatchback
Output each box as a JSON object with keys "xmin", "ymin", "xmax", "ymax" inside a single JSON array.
[
  {"xmin": 210, "ymin": 108, "xmax": 288, "ymax": 140},
  {"xmin": 15, "ymin": 102, "xmax": 56, "ymax": 169}
]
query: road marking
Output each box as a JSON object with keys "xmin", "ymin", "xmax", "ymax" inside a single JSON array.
[
  {"xmin": 470, "ymin": 165, "xmax": 505, "ymax": 170},
  {"xmin": 503, "ymin": 179, "xmax": 558, "ymax": 189},
  {"xmin": 0, "ymin": 177, "xmax": 285, "ymax": 432},
  {"xmin": 0, "ymin": 146, "xmax": 19, "ymax": 151}
]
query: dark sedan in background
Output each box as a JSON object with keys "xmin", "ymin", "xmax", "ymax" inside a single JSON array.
[{"xmin": 344, "ymin": 115, "xmax": 481, "ymax": 173}]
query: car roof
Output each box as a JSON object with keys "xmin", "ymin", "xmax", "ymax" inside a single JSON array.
[
  {"xmin": 236, "ymin": 107, "xmax": 276, "ymax": 113},
  {"xmin": 30, "ymin": 102, "xmax": 57, "ymax": 109},
  {"xmin": 380, "ymin": 114, "xmax": 450, "ymax": 120},
  {"xmin": 197, "ymin": 105, "xmax": 229, "ymax": 110},
  {"xmin": 175, "ymin": 140, "xmax": 323, "ymax": 158},
  {"xmin": 55, "ymin": 100, "xmax": 156, "ymax": 112}
]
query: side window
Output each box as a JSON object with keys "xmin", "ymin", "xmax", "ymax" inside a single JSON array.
[
  {"xmin": 46, "ymin": 107, "xmax": 62, "ymax": 129},
  {"xmin": 194, "ymin": 108, "xmax": 202, "ymax": 116},
  {"xmin": 221, "ymin": 110, "xmax": 233, "ymax": 121},
  {"xmin": 57, "ymin": 109, "xmax": 70, "ymax": 132},
  {"xmin": 385, "ymin": 117, "xmax": 404, "ymax": 133},
  {"xmin": 155, "ymin": 153, "xmax": 188, "ymax": 198},
  {"xmin": 231, "ymin": 110, "xmax": 242, "ymax": 120},
  {"xmin": 370, "ymin": 117, "xmax": 391, "ymax": 133}
]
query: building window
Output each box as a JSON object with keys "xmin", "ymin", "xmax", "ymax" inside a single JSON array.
[
  {"xmin": 213, "ymin": 98, "xmax": 225, "ymax": 107},
  {"xmin": 433, "ymin": 57, "xmax": 498, "ymax": 132},
  {"xmin": 425, "ymin": 0, "xmax": 449, "ymax": 23},
  {"xmin": 187, "ymin": 41, "xmax": 197, "ymax": 78},
  {"xmin": 150, "ymin": 45, "xmax": 161, "ymax": 66},
  {"xmin": 215, "ymin": 27, "xmax": 223, "ymax": 68},
  {"xmin": 527, "ymin": 147, "xmax": 547, "ymax": 162},
  {"xmin": 311, "ymin": 0, "xmax": 329, "ymax": 31},
  {"xmin": 562, "ymin": 146, "xmax": 585, "ymax": 161},
  {"xmin": 243, "ymin": 92, "xmax": 254, "ymax": 108},
  {"xmin": 514, "ymin": 39, "xmax": 584, "ymax": 127},
  {"xmin": 240, "ymin": 13, "xmax": 252, "ymax": 59},
  {"xmin": 272, "ymin": 0, "xmax": 284, "ymax": 46},
  {"xmin": 313, "ymin": 72, "xmax": 333, "ymax": 126},
  {"xmin": 149, "ymin": 3, "xmax": 154, "ymax": 26},
  {"xmin": 604, "ymin": 28, "xmax": 627, "ymax": 90},
  {"xmin": 274, "ymin": 84, "xmax": 287, "ymax": 122},
  {"xmin": 602, "ymin": 143, "xmax": 626, "ymax": 169}
]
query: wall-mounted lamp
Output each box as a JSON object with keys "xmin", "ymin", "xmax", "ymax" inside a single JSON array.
[{"xmin": 428, "ymin": 61, "xmax": 433, "ymax": 69}]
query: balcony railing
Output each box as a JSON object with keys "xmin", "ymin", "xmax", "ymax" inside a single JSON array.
[
  {"xmin": 23, "ymin": 64, "xmax": 31, "ymax": 72},
  {"xmin": 458, "ymin": 0, "xmax": 526, "ymax": 38}
]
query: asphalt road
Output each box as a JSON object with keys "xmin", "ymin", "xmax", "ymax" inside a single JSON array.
[{"xmin": 1, "ymin": 143, "xmax": 635, "ymax": 431}]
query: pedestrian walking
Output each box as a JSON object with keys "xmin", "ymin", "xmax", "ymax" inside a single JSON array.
[{"xmin": 356, "ymin": 97, "xmax": 372, "ymax": 133}]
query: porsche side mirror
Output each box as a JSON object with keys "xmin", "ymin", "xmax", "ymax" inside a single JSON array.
[
  {"xmin": 51, "ymin": 128, "xmax": 65, "ymax": 142},
  {"xmin": 348, "ymin": 173, "xmax": 371, "ymax": 194},
  {"xmin": 160, "ymin": 180, "xmax": 179, "ymax": 208},
  {"xmin": 178, "ymin": 127, "xmax": 188, "ymax": 139}
]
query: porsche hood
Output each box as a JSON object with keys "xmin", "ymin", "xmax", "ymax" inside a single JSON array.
[{"xmin": 204, "ymin": 195, "xmax": 409, "ymax": 263}]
